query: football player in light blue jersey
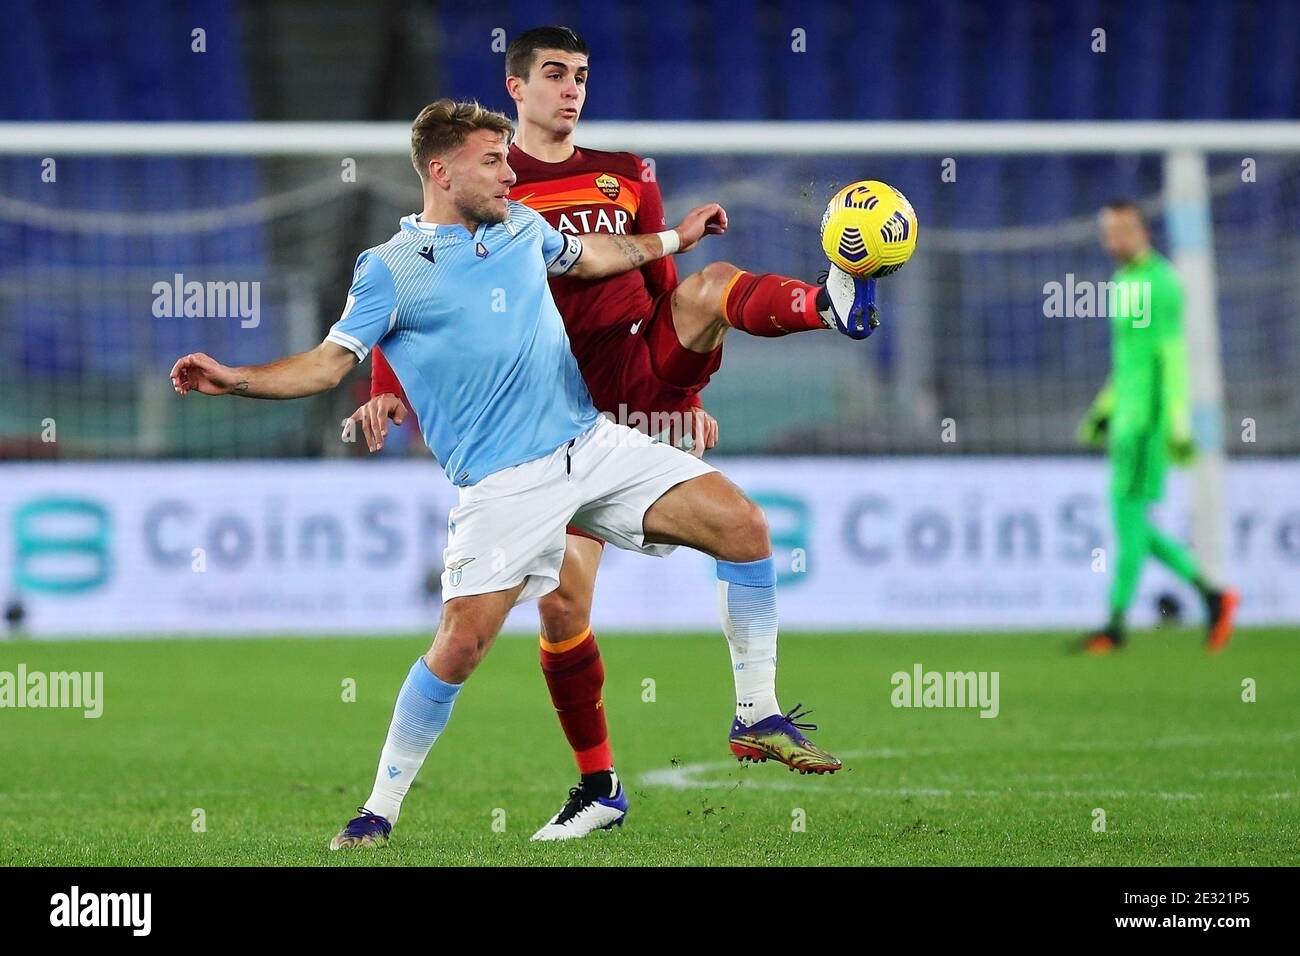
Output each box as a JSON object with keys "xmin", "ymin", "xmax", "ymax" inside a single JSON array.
[
  {"xmin": 170, "ymin": 99, "xmax": 842, "ymax": 851},
  {"xmin": 323, "ymin": 181, "xmax": 597, "ymax": 487}
]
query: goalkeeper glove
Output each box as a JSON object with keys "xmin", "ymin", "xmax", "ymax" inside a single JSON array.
[
  {"xmin": 1168, "ymin": 430, "xmax": 1197, "ymax": 466},
  {"xmin": 1078, "ymin": 408, "xmax": 1109, "ymax": 449}
]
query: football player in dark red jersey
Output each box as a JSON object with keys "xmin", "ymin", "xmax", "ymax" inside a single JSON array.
[{"xmin": 349, "ymin": 25, "xmax": 874, "ymax": 840}]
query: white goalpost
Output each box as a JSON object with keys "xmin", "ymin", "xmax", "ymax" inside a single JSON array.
[{"xmin": 3, "ymin": 119, "xmax": 1300, "ymax": 154}]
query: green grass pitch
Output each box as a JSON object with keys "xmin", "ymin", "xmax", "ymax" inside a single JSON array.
[{"xmin": 1, "ymin": 628, "xmax": 1297, "ymax": 866}]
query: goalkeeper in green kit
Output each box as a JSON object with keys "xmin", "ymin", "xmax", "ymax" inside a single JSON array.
[{"xmin": 1077, "ymin": 200, "xmax": 1239, "ymax": 654}]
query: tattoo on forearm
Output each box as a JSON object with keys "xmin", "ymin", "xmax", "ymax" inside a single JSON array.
[
  {"xmin": 234, "ymin": 380, "xmax": 250, "ymax": 395},
  {"xmin": 611, "ymin": 234, "xmax": 649, "ymax": 267}
]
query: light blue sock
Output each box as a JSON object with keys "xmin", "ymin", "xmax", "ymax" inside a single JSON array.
[
  {"xmin": 716, "ymin": 557, "xmax": 781, "ymax": 725},
  {"xmin": 363, "ymin": 657, "xmax": 461, "ymax": 823}
]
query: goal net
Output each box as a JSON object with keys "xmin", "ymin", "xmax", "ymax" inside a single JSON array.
[{"xmin": 1, "ymin": 122, "xmax": 1297, "ymax": 466}]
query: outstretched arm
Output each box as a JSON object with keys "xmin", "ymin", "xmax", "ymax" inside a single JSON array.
[
  {"xmin": 170, "ymin": 341, "xmax": 357, "ymax": 399},
  {"xmin": 173, "ymin": 249, "xmax": 392, "ymax": 401},
  {"xmin": 566, "ymin": 203, "xmax": 727, "ymax": 281}
]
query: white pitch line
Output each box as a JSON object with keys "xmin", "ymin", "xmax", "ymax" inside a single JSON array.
[
  {"xmin": 640, "ymin": 758, "xmax": 1213, "ymax": 800},
  {"xmin": 1195, "ymin": 768, "xmax": 1300, "ymax": 780},
  {"xmin": 641, "ymin": 730, "xmax": 1300, "ymax": 801}
]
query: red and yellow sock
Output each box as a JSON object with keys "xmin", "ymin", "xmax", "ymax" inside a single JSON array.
[
  {"xmin": 721, "ymin": 271, "xmax": 826, "ymax": 337},
  {"xmin": 539, "ymin": 627, "xmax": 613, "ymax": 774}
]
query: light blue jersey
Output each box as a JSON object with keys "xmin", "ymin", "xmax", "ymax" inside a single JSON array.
[{"xmin": 326, "ymin": 202, "xmax": 598, "ymax": 486}]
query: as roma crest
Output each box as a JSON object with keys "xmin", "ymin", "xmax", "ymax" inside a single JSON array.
[{"xmin": 594, "ymin": 173, "xmax": 621, "ymax": 201}]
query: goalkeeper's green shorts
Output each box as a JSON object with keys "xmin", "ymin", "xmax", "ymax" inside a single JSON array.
[{"xmin": 1109, "ymin": 430, "xmax": 1168, "ymax": 502}]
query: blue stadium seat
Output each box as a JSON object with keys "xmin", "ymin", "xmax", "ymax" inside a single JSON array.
[{"xmin": 0, "ymin": 0, "xmax": 270, "ymax": 380}]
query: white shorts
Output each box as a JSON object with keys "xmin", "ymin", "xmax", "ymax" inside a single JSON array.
[{"xmin": 440, "ymin": 416, "xmax": 716, "ymax": 605}]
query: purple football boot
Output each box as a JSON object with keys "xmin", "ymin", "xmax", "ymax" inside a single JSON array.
[
  {"xmin": 729, "ymin": 703, "xmax": 843, "ymax": 774},
  {"xmin": 328, "ymin": 807, "xmax": 393, "ymax": 851}
]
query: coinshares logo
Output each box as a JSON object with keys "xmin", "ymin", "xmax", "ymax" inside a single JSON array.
[{"xmin": 12, "ymin": 498, "xmax": 112, "ymax": 593}]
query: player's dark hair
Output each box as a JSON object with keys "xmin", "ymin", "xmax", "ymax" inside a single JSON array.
[
  {"xmin": 1102, "ymin": 198, "xmax": 1148, "ymax": 227},
  {"xmin": 505, "ymin": 25, "xmax": 589, "ymax": 80},
  {"xmin": 410, "ymin": 99, "xmax": 514, "ymax": 178}
]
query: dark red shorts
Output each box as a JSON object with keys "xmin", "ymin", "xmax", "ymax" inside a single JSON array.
[
  {"xmin": 564, "ymin": 290, "xmax": 722, "ymax": 542},
  {"xmin": 579, "ymin": 289, "xmax": 723, "ymax": 421}
]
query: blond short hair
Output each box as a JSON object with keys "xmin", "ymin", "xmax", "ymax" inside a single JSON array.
[{"xmin": 410, "ymin": 99, "xmax": 514, "ymax": 178}]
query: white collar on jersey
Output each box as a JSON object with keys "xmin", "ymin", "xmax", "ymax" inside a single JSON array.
[{"xmin": 403, "ymin": 214, "xmax": 508, "ymax": 241}]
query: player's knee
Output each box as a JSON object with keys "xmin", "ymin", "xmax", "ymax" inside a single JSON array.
[
  {"xmin": 538, "ymin": 590, "xmax": 591, "ymax": 643},
  {"xmin": 700, "ymin": 260, "xmax": 740, "ymax": 286},
  {"xmin": 692, "ymin": 261, "xmax": 740, "ymax": 307},
  {"xmin": 427, "ymin": 625, "xmax": 492, "ymax": 681},
  {"xmin": 721, "ymin": 497, "xmax": 770, "ymax": 562}
]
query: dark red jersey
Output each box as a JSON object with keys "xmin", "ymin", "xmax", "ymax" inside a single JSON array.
[
  {"xmin": 506, "ymin": 144, "xmax": 678, "ymax": 366},
  {"xmin": 371, "ymin": 143, "xmax": 712, "ymax": 422}
]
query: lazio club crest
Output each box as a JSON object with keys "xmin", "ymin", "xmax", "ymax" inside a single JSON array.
[
  {"xmin": 446, "ymin": 556, "xmax": 475, "ymax": 587},
  {"xmin": 595, "ymin": 173, "xmax": 621, "ymax": 201},
  {"xmin": 475, "ymin": 241, "xmax": 489, "ymax": 258}
]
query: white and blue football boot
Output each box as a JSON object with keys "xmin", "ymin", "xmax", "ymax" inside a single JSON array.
[
  {"xmin": 530, "ymin": 772, "xmax": 629, "ymax": 842},
  {"xmin": 818, "ymin": 262, "xmax": 881, "ymax": 340}
]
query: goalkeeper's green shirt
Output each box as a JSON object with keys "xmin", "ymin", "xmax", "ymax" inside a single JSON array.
[{"xmin": 1106, "ymin": 250, "xmax": 1190, "ymax": 440}]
